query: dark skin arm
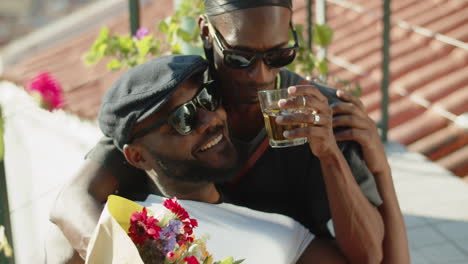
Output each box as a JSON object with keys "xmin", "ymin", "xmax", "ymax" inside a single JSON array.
[
  {"xmin": 332, "ymin": 90, "xmax": 410, "ymax": 264},
  {"xmin": 297, "ymin": 239, "xmax": 348, "ymax": 264},
  {"xmin": 277, "ymin": 85, "xmax": 384, "ymax": 264},
  {"xmin": 49, "ymin": 159, "xmax": 119, "ymax": 259}
]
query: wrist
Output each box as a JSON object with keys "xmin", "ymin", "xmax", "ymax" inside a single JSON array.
[{"xmin": 314, "ymin": 143, "xmax": 341, "ymax": 161}]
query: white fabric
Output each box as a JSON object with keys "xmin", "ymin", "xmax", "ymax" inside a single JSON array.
[
  {"xmin": 0, "ymin": 81, "xmax": 102, "ymax": 264},
  {"xmin": 140, "ymin": 195, "xmax": 314, "ymax": 264}
]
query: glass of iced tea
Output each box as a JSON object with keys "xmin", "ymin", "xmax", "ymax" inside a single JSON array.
[{"xmin": 258, "ymin": 88, "xmax": 308, "ymax": 148}]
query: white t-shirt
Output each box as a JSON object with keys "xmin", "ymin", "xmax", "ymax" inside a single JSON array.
[{"xmin": 140, "ymin": 195, "xmax": 314, "ymax": 264}]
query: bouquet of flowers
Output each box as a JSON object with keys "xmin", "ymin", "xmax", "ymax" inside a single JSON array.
[{"xmin": 85, "ymin": 195, "xmax": 243, "ymax": 264}]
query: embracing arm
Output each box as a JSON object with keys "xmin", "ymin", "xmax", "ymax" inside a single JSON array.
[
  {"xmin": 333, "ymin": 89, "xmax": 410, "ymax": 264},
  {"xmin": 277, "ymin": 85, "xmax": 384, "ymax": 264},
  {"xmin": 49, "ymin": 159, "xmax": 119, "ymax": 259},
  {"xmin": 319, "ymin": 145, "xmax": 384, "ymax": 264},
  {"xmin": 297, "ymin": 238, "xmax": 348, "ymax": 264}
]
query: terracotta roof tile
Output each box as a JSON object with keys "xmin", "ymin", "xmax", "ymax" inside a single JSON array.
[
  {"xmin": 325, "ymin": 0, "xmax": 468, "ymax": 178},
  {"xmin": 391, "ymin": 0, "xmax": 421, "ymax": 14},
  {"xmin": 389, "ymin": 112, "xmax": 450, "ymax": 145},
  {"xmin": 404, "ymin": 1, "xmax": 467, "ymax": 27},
  {"xmin": 393, "ymin": 1, "xmax": 435, "ymax": 21},
  {"xmin": 409, "ymin": 124, "xmax": 468, "ymax": 161},
  {"xmin": 437, "ymin": 146, "xmax": 468, "ymax": 177},
  {"xmin": 435, "ymin": 87, "xmax": 468, "ymax": 115},
  {"xmin": 414, "ymin": 68, "xmax": 468, "ymax": 103},
  {"xmin": 446, "ymin": 23, "xmax": 468, "ymax": 41},
  {"xmin": 425, "ymin": 8, "xmax": 468, "ymax": 34}
]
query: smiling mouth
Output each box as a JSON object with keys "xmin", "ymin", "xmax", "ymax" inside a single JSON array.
[{"xmin": 199, "ymin": 133, "xmax": 223, "ymax": 152}]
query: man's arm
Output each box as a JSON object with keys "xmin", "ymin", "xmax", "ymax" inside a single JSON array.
[
  {"xmin": 318, "ymin": 145, "xmax": 384, "ymax": 264},
  {"xmin": 49, "ymin": 159, "xmax": 119, "ymax": 259},
  {"xmin": 277, "ymin": 85, "xmax": 384, "ymax": 264},
  {"xmin": 297, "ymin": 238, "xmax": 347, "ymax": 264},
  {"xmin": 332, "ymin": 90, "xmax": 410, "ymax": 264}
]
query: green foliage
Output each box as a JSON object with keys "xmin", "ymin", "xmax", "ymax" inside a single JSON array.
[
  {"xmin": 157, "ymin": 0, "xmax": 204, "ymax": 56},
  {"xmin": 287, "ymin": 24, "xmax": 332, "ymax": 78},
  {"xmin": 83, "ymin": 0, "xmax": 203, "ymax": 70},
  {"xmin": 83, "ymin": 27, "xmax": 161, "ymax": 70},
  {"xmin": 313, "ymin": 24, "xmax": 333, "ymax": 46},
  {"xmin": 287, "ymin": 24, "xmax": 316, "ymax": 75},
  {"xmin": 83, "ymin": 0, "xmax": 359, "ymax": 95},
  {"xmin": 213, "ymin": 257, "xmax": 244, "ymax": 264}
]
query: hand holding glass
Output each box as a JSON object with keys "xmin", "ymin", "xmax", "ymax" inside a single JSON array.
[{"xmin": 258, "ymin": 88, "xmax": 308, "ymax": 148}]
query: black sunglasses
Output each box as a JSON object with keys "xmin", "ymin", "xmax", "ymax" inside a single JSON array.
[
  {"xmin": 207, "ymin": 19, "xmax": 299, "ymax": 69},
  {"xmin": 130, "ymin": 81, "xmax": 221, "ymax": 140}
]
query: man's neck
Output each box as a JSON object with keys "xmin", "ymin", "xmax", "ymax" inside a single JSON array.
[{"xmin": 148, "ymin": 171, "xmax": 220, "ymax": 204}]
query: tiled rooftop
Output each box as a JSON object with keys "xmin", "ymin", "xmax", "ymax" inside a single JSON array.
[
  {"xmin": 293, "ymin": 0, "xmax": 468, "ymax": 179},
  {"xmin": 1, "ymin": 0, "xmax": 467, "ymax": 179}
]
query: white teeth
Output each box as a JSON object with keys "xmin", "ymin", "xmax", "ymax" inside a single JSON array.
[{"xmin": 200, "ymin": 134, "xmax": 223, "ymax": 151}]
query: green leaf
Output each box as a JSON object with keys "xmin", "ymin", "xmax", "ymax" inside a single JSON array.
[
  {"xmin": 158, "ymin": 20, "xmax": 169, "ymax": 34},
  {"xmin": 172, "ymin": 42, "xmax": 182, "ymax": 54},
  {"xmin": 218, "ymin": 257, "xmax": 234, "ymax": 264},
  {"xmin": 97, "ymin": 43, "xmax": 108, "ymax": 56},
  {"xmin": 203, "ymin": 255, "xmax": 213, "ymax": 264},
  {"xmin": 118, "ymin": 36, "xmax": 134, "ymax": 53},
  {"xmin": 83, "ymin": 43, "xmax": 107, "ymax": 65},
  {"xmin": 106, "ymin": 59, "xmax": 122, "ymax": 70},
  {"xmin": 351, "ymin": 82, "xmax": 363, "ymax": 97},
  {"xmin": 98, "ymin": 26, "xmax": 109, "ymax": 40},
  {"xmin": 177, "ymin": 28, "xmax": 193, "ymax": 42},
  {"xmin": 135, "ymin": 35, "xmax": 154, "ymax": 57},
  {"xmin": 313, "ymin": 24, "xmax": 333, "ymax": 47},
  {"xmin": 316, "ymin": 59, "xmax": 328, "ymax": 75}
]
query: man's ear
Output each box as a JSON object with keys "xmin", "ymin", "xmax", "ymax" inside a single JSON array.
[
  {"xmin": 123, "ymin": 144, "xmax": 150, "ymax": 170},
  {"xmin": 198, "ymin": 15, "xmax": 212, "ymax": 48}
]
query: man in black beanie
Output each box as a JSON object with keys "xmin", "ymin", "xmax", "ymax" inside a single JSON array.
[
  {"xmin": 196, "ymin": 1, "xmax": 408, "ymax": 263},
  {"xmin": 50, "ymin": 1, "xmax": 409, "ymax": 263}
]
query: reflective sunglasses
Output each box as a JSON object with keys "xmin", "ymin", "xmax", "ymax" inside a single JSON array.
[
  {"xmin": 207, "ymin": 18, "xmax": 299, "ymax": 69},
  {"xmin": 130, "ymin": 81, "xmax": 221, "ymax": 140}
]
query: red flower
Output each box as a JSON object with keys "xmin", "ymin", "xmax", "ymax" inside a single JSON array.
[
  {"xmin": 183, "ymin": 256, "xmax": 200, "ymax": 264},
  {"xmin": 128, "ymin": 207, "xmax": 162, "ymax": 246},
  {"xmin": 163, "ymin": 197, "xmax": 189, "ymax": 220}
]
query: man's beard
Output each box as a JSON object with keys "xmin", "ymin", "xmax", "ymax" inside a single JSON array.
[{"xmin": 147, "ymin": 147, "xmax": 238, "ymax": 184}]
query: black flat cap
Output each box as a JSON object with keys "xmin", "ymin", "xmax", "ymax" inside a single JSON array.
[{"xmin": 98, "ymin": 55, "xmax": 208, "ymax": 150}]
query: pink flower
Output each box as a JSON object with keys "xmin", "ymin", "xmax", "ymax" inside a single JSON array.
[
  {"xmin": 135, "ymin": 27, "xmax": 149, "ymax": 40},
  {"xmin": 184, "ymin": 256, "xmax": 200, "ymax": 264},
  {"xmin": 128, "ymin": 207, "xmax": 162, "ymax": 246},
  {"xmin": 26, "ymin": 72, "xmax": 64, "ymax": 111}
]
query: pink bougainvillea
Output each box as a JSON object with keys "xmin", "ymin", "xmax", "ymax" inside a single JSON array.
[
  {"xmin": 135, "ymin": 27, "xmax": 149, "ymax": 40},
  {"xmin": 26, "ymin": 72, "xmax": 64, "ymax": 111}
]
